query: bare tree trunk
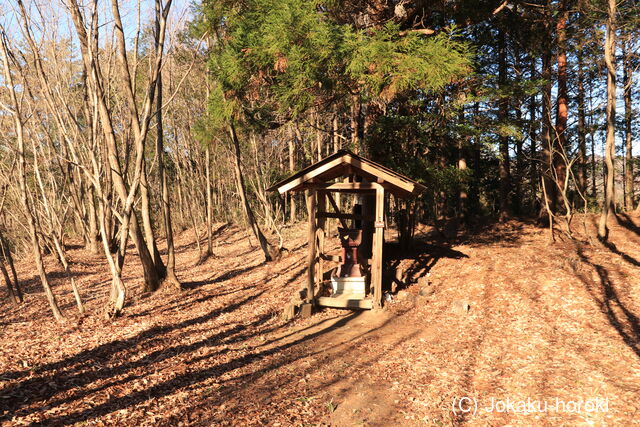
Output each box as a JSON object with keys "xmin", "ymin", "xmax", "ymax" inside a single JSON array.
[
  {"xmin": 576, "ymin": 47, "xmax": 587, "ymax": 206},
  {"xmin": 315, "ymin": 111, "xmax": 322, "ymax": 162},
  {"xmin": 623, "ymin": 33, "xmax": 634, "ymax": 211},
  {"xmin": 155, "ymin": 0, "xmax": 180, "ymax": 288},
  {"xmin": 0, "ymin": 233, "xmax": 21, "ymax": 303},
  {"xmin": 350, "ymin": 93, "xmax": 361, "ymax": 153},
  {"xmin": 0, "ymin": 260, "xmax": 18, "ymax": 304},
  {"xmin": 554, "ymin": 0, "xmax": 569, "ymax": 210},
  {"xmin": 31, "ymin": 139, "xmax": 85, "ymax": 314},
  {"xmin": 598, "ymin": 0, "xmax": 617, "ymax": 241},
  {"xmin": 228, "ymin": 122, "xmax": 274, "ymax": 262},
  {"xmin": 529, "ymin": 61, "xmax": 539, "ymax": 211},
  {"xmin": 140, "ymin": 160, "xmax": 167, "ymax": 276},
  {"xmin": 288, "ymin": 125, "xmax": 296, "ymax": 223},
  {"xmin": 498, "ymin": 30, "xmax": 511, "ymax": 220},
  {"xmin": 540, "ymin": 46, "xmax": 555, "ymax": 220},
  {"xmin": 0, "ymin": 31, "xmax": 64, "ymax": 321},
  {"xmin": 458, "ymin": 107, "xmax": 468, "ymax": 222},
  {"xmin": 86, "ymin": 187, "xmax": 99, "ymax": 253},
  {"xmin": 205, "ymin": 146, "xmax": 214, "ymax": 256}
]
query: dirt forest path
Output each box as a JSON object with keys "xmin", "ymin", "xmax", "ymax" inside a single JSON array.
[{"xmin": 1, "ymin": 214, "xmax": 640, "ymax": 425}]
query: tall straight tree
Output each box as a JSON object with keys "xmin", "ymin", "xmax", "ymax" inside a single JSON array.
[
  {"xmin": 155, "ymin": 0, "xmax": 180, "ymax": 287},
  {"xmin": 553, "ymin": 0, "xmax": 571, "ymax": 209},
  {"xmin": 598, "ymin": 0, "xmax": 617, "ymax": 241},
  {"xmin": 622, "ymin": 32, "xmax": 634, "ymax": 210},
  {"xmin": 498, "ymin": 29, "xmax": 511, "ymax": 220}
]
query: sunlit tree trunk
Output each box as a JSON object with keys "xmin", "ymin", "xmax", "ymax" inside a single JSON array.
[
  {"xmin": 540, "ymin": 44, "xmax": 555, "ymax": 220},
  {"xmin": 205, "ymin": 146, "xmax": 214, "ymax": 256},
  {"xmin": 553, "ymin": 0, "xmax": 570, "ymax": 209},
  {"xmin": 229, "ymin": 122, "xmax": 274, "ymax": 262},
  {"xmin": 576, "ymin": 47, "xmax": 587, "ymax": 206},
  {"xmin": 288, "ymin": 125, "xmax": 296, "ymax": 223},
  {"xmin": 0, "ymin": 232, "xmax": 21, "ymax": 305},
  {"xmin": 498, "ymin": 30, "xmax": 511, "ymax": 220},
  {"xmin": 623, "ymin": 33, "xmax": 634, "ymax": 211},
  {"xmin": 0, "ymin": 31, "xmax": 64, "ymax": 321},
  {"xmin": 529, "ymin": 59, "xmax": 539, "ymax": 211},
  {"xmin": 140, "ymin": 160, "xmax": 167, "ymax": 276},
  {"xmin": 598, "ymin": 0, "xmax": 617, "ymax": 241}
]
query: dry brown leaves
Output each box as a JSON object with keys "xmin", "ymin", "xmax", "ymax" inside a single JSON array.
[{"xmin": 1, "ymin": 214, "xmax": 640, "ymax": 426}]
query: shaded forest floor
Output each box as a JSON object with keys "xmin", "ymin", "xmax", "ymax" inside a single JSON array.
[{"xmin": 1, "ymin": 213, "xmax": 640, "ymax": 426}]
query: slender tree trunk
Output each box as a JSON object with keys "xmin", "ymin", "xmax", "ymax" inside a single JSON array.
[
  {"xmin": 458, "ymin": 108, "xmax": 468, "ymax": 222},
  {"xmin": 86, "ymin": 187, "xmax": 99, "ymax": 253},
  {"xmin": 469, "ymin": 102, "xmax": 481, "ymax": 212},
  {"xmin": 315, "ymin": 111, "xmax": 322, "ymax": 162},
  {"xmin": 623, "ymin": 33, "xmax": 634, "ymax": 210},
  {"xmin": 498, "ymin": 30, "xmax": 511, "ymax": 220},
  {"xmin": 155, "ymin": 21, "xmax": 180, "ymax": 288},
  {"xmin": 576, "ymin": 47, "xmax": 587, "ymax": 205},
  {"xmin": 205, "ymin": 146, "xmax": 214, "ymax": 255},
  {"xmin": 554, "ymin": 0, "xmax": 570, "ymax": 209},
  {"xmin": 0, "ymin": 260, "xmax": 18, "ymax": 305},
  {"xmin": 598, "ymin": 0, "xmax": 617, "ymax": 241},
  {"xmin": 229, "ymin": 122, "xmax": 274, "ymax": 262},
  {"xmin": 540, "ymin": 45, "xmax": 555, "ymax": 220},
  {"xmin": 288, "ymin": 125, "xmax": 296, "ymax": 223},
  {"xmin": 0, "ymin": 233, "xmax": 21, "ymax": 303},
  {"xmin": 350, "ymin": 93, "xmax": 361, "ymax": 153},
  {"xmin": 0, "ymin": 33, "xmax": 64, "ymax": 321},
  {"xmin": 529, "ymin": 64, "xmax": 538, "ymax": 212},
  {"xmin": 589, "ymin": 82, "xmax": 597, "ymax": 198},
  {"xmin": 140, "ymin": 160, "xmax": 167, "ymax": 276}
]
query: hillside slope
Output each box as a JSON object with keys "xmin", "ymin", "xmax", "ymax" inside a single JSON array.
[{"xmin": 1, "ymin": 214, "xmax": 639, "ymax": 425}]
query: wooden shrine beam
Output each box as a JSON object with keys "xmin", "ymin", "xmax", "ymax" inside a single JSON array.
[
  {"xmin": 316, "ymin": 212, "xmax": 375, "ymax": 222},
  {"xmin": 303, "ymin": 182, "xmax": 383, "ymax": 192},
  {"xmin": 306, "ymin": 189, "xmax": 317, "ymax": 304},
  {"xmin": 276, "ymin": 156, "xmax": 347, "ymax": 195}
]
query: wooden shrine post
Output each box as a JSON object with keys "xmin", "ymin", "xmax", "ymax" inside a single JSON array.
[
  {"xmin": 306, "ymin": 189, "xmax": 316, "ymax": 304},
  {"xmin": 371, "ymin": 185, "xmax": 385, "ymax": 308},
  {"xmin": 317, "ymin": 191, "xmax": 326, "ymax": 290}
]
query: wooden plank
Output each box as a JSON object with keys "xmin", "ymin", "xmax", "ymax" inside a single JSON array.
[
  {"xmin": 343, "ymin": 156, "xmax": 418, "ymax": 194},
  {"xmin": 316, "ymin": 296, "xmax": 373, "ymax": 310},
  {"xmin": 276, "ymin": 155, "xmax": 347, "ymax": 195},
  {"xmin": 371, "ymin": 186, "xmax": 385, "ymax": 309},
  {"xmin": 307, "ymin": 182, "xmax": 383, "ymax": 191},
  {"xmin": 306, "ymin": 189, "xmax": 317, "ymax": 304},
  {"xmin": 317, "ymin": 212, "xmax": 375, "ymax": 222}
]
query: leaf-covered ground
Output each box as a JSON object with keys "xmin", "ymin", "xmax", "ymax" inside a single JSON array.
[{"xmin": 1, "ymin": 214, "xmax": 640, "ymax": 425}]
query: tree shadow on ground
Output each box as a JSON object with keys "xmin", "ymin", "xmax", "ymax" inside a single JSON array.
[
  {"xmin": 455, "ymin": 219, "xmax": 531, "ymax": 248},
  {"xmin": 181, "ymin": 262, "xmax": 262, "ymax": 291},
  {"xmin": 0, "ymin": 291, "xmax": 267, "ymax": 422},
  {"xmin": 601, "ymin": 240, "xmax": 640, "ymax": 267},
  {"xmin": 384, "ymin": 232, "xmax": 469, "ymax": 289},
  {"xmin": 615, "ymin": 213, "xmax": 640, "ymax": 237},
  {"xmin": 35, "ymin": 311, "xmax": 410, "ymax": 425},
  {"xmin": 572, "ymin": 244, "xmax": 640, "ymax": 359}
]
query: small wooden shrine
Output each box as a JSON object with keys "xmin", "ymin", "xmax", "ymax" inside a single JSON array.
[{"xmin": 268, "ymin": 150, "xmax": 425, "ymax": 310}]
